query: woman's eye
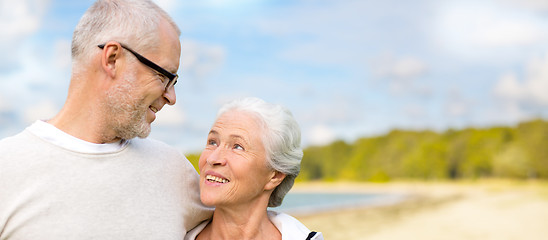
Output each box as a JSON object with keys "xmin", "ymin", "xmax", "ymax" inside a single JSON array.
[
  {"xmin": 234, "ymin": 144, "xmax": 244, "ymax": 150},
  {"xmin": 207, "ymin": 140, "xmax": 218, "ymax": 146}
]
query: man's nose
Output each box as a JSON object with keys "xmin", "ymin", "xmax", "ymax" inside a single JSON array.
[{"xmin": 163, "ymin": 86, "xmax": 176, "ymax": 105}]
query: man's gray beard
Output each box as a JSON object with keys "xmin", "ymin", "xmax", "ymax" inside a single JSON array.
[{"xmin": 104, "ymin": 73, "xmax": 151, "ymax": 140}]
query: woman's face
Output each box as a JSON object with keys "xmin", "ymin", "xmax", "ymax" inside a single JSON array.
[{"xmin": 198, "ymin": 110, "xmax": 278, "ymax": 208}]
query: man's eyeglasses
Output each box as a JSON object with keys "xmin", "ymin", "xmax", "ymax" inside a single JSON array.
[{"xmin": 98, "ymin": 43, "xmax": 178, "ymax": 90}]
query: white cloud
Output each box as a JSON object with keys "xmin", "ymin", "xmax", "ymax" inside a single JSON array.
[
  {"xmin": 180, "ymin": 38, "xmax": 226, "ymax": 80},
  {"xmin": 256, "ymin": 0, "xmax": 369, "ymax": 38},
  {"xmin": 53, "ymin": 39, "xmax": 72, "ymax": 70},
  {"xmin": 301, "ymin": 97, "xmax": 363, "ymax": 125},
  {"xmin": 494, "ymin": 73, "xmax": 523, "ymax": 100},
  {"xmin": 434, "ymin": 1, "xmax": 548, "ymax": 60},
  {"xmin": 153, "ymin": 0, "xmax": 177, "ymax": 13},
  {"xmin": 524, "ymin": 54, "xmax": 548, "ymax": 105},
  {"xmin": 446, "ymin": 100, "xmax": 468, "ymax": 117},
  {"xmin": 372, "ymin": 53, "xmax": 428, "ymax": 79},
  {"xmin": 443, "ymin": 89, "xmax": 471, "ymax": 118},
  {"xmin": 0, "ymin": 0, "xmax": 50, "ymax": 67},
  {"xmin": 392, "ymin": 58, "xmax": 428, "ymax": 78},
  {"xmin": 197, "ymin": 0, "xmax": 255, "ymax": 8},
  {"xmin": 0, "ymin": 36, "xmax": 70, "ymax": 132},
  {"xmin": 494, "ymin": 52, "xmax": 548, "ymax": 106},
  {"xmin": 488, "ymin": 100, "xmax": 529, "ymax": 125},
  {"xmin": 307, "ymin": 124, "xmax": 336, "ymax": 146},
  {"xmin": 404, "ymin": 104, "xmax": 426, "ymax": 119},
  {"xmin": 256, "ymin": 0, "xmax": 370, "ymax": 68},
  {"xmin": 0, "ymin": 0, "xmax": 48, "ymax": 40},
  {"xmin": 476, "ymin": 20, "xmax": 542, "ymax": 47},
  {"xmin": 503, "ymin": 0, "xmax": 548, "ymax": 12},
  {"xmin": 370, "ymin": 53, "xmax": 428, "ymax": 94},
  {"xmin": 23, "ymin": 100, "xmax": 58, "ymax": 124},
  {"xmin": 0, "ymin": 39, "xmax": 70, "ymax": 96},
  {"xmin": 0, "ymin": 95, "xmax": 10, "ymax": 112},
  {"xmin": 154, "ymin": 105, "xmax": 186, "ymax": 126}
]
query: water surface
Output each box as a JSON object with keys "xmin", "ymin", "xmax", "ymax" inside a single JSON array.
[{"xmin": 271, "ymin": 192, "xmax": 406, "ymax": 215}]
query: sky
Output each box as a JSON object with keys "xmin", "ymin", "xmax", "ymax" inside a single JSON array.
[{"xmin": 1, "ymin": 0, "xmax": 548, "ymax": 153}]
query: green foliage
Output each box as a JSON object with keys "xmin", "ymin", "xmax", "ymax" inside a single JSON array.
[
  {"xmin": 492, "ymin": 143, "xmax": 529, "ymax": 178},
  {"xmin": 297, "ymin": 119, "xmax": 548, "ymax": 181},
  {"xmin": 186, "ymin": 153, "xmax": 201, "ymax": 173},
  {"xmin": 515, "ymin": 120, "xmax": 548, "ymax": 178},
  {"xmin": 184, "ymin": 119, "xmax": 548, "ymax": 182}
]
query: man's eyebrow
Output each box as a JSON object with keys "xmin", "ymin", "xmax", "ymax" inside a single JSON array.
[{"xmin": 167, "ymin": 66, "xmax": 178, "ymax": 75}]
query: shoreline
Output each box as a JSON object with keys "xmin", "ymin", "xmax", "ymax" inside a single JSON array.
[
  {"xmin": 278, "ymin": 192, "xmax": 408, "ymax": 217},
  {"xmin": 291, "ymin": 180, "xmax": 548, "ymax": 240}
]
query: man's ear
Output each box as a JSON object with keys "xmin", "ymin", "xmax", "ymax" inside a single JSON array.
[
  {"xmin": 100, "ymin": 42, "xmax": 122, "ymax": 79},
  {"xmin": 265, "ymin": 171, "xmax": 286, "ymax": 191}
]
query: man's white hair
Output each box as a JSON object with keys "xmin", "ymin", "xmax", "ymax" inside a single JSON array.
[{"xmin": 71, "ymin": 0, "xmax": 180, "ymax": 65}]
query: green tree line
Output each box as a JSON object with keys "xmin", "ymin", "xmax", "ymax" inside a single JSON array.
[{"xmin": 186, "ymin": 119, "xmax": 548, "ymax": 182}]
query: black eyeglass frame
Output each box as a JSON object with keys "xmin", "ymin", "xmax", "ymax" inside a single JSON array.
[{"xmin": 98, "ymin": 43, "xmax": 178, "ymax": 90}]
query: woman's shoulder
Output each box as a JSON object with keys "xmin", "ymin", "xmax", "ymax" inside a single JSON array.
[
  {"xmin": 267, "ymin": 211, "xmax": 324, "ymax": 240},
  {"xmin": 184, "ymin": 220, "xmax": 210, "ymax": 240}
]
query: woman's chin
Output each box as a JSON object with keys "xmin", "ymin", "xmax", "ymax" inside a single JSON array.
[{"xmin": 200, "ymin": 194, "xmax": 220, "ymax": 207}]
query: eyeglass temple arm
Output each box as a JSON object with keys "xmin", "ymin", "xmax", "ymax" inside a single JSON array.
[{"xmin": 97, "ymin": 44, "xmax": 177, "ymax": 81}]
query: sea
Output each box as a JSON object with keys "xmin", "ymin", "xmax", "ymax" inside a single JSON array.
[{"xmin": 270, "ymin": 192, "xmax": 407, "ymax": 215}]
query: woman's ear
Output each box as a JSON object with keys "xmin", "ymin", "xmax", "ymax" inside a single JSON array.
[{"xmin": 265, "ymin": 171, "xmax": 286, "ymax": 191}]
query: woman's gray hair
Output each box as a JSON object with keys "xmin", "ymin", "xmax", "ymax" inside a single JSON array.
[
  {"xmin": 216, "ymin": 97, "xmax": 303, "ymax": 207},
  {"xmin": 71, "ymin": 0, "xmax": 180, "ymax": 64}
]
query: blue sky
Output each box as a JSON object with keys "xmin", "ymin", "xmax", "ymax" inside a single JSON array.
[{"xmin": 1, "ymin": 0, "xmax": 548, "ymax": 153}]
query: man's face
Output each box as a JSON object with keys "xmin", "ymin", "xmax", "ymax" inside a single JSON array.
[
  {"xmin": 105, "ymin": 19, "xmax": 181, "ymax": 140},
  {"xmin": 104, "ymin": 69, "xmax": 151, "ymax": 140}
]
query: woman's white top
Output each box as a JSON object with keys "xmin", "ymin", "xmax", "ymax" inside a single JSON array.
[{"xmin": 185, "ymin": 211, "xmax": 324, "ymax": 240}]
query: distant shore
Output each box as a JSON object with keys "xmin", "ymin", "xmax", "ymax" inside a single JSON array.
[{"xmin": 291, "ymin": 180, "xmax": 548, "ymax": 240}]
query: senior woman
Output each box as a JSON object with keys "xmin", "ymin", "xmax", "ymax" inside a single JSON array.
[{"xmin": 185, "ymin": 97, "xmax": 323, "ymax": 240}]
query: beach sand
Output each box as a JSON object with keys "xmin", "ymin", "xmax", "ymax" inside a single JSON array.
[{"xmin": 291, "ymin": 181, "xmax": 548, "ymax": 240}]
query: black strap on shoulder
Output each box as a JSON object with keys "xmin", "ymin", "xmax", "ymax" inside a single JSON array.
[{"xmin": 306, "ymin": 231, "xmax": 317, "ymax": 240}]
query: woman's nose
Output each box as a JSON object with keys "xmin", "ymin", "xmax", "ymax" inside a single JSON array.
[{"xmin": 206, "ymin": 147, "xmax": 227, "ymax": 166}]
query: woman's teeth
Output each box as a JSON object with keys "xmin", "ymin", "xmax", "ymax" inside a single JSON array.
[{"xmin": 206, "ymin": 175, "xmax": 229, "ymax": 183}]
